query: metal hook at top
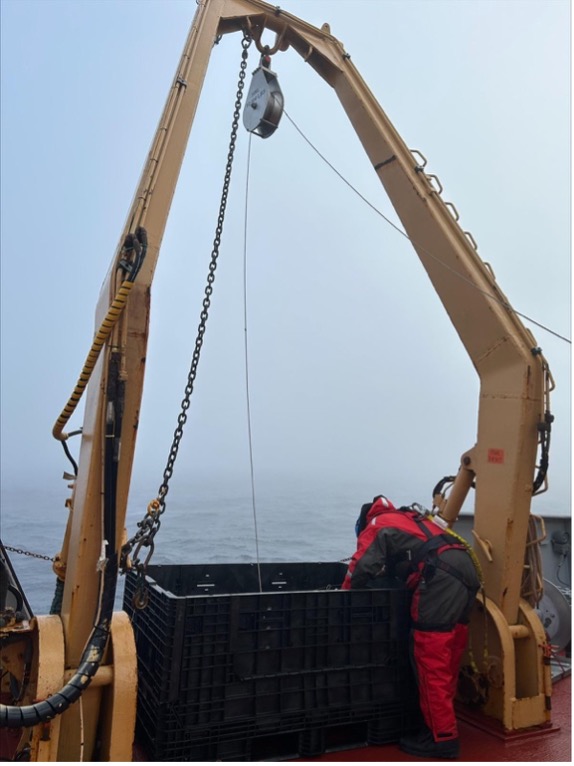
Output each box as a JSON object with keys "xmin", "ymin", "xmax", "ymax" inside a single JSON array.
[{"xmin": 244, "ymin": 16, "xmax": 287, "ymax": 57}]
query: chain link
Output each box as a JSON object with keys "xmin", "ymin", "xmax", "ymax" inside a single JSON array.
[
  {"xmin": 3, "ymin": 545, "xmax": 54, "ymax": 562},
  {"xmin": 120, "ymin": 33, "xmax": 252, "ymax": 603}
]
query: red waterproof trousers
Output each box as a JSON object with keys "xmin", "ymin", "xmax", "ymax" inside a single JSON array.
[
  {"xmin": 408, "ymin": 545, "xmax": 478, "ymax": 741},
  {"xmin": 342, "ymin": 500, "xmax": 479, "ymax": 743},
  {"xmin": 412, "ymin": 623, "xmax": 469, "ymax": 740}
]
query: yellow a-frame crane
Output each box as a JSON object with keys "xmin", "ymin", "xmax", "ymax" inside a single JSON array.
[{"xmin": 1, "ymin": 1, "xmax": 554, "ymax": 759}]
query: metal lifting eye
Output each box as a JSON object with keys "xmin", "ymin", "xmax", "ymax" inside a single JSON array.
[{"xmin": 243, "ymin": 55, "xmax": 284, "ymax": 139}]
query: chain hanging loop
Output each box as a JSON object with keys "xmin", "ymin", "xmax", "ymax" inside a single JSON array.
[{"xmin": 120, "ymin": 32, "xmax": 253, "ymax": 604}]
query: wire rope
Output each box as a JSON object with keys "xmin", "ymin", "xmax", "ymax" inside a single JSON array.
[
  {"xmin": 283, "ymin": 110, "xmax": 570, "ymax": 346},
  {"xmin": 242, "ymin": 131, "xmax": 263, "ymax": 594}
]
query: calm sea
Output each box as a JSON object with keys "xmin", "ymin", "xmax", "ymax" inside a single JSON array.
[
  {"xmin": 1, "ymin": 477, "xmax": 380, "ymax": 616},
  {"xmin": 2, "ymin": 475, "xmax": 570, "ymax": 616}
]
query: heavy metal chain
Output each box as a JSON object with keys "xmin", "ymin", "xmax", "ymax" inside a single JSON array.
[
  {"xmin": 4, "ymin": 545, "xmax": 54, "ymax": 562},
  {"xmin": 120, "ymin": 33, "xmax": 252, "ymax": 604}
]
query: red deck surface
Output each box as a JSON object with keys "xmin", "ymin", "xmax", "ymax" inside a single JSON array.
[
  {"xmin": 295, "ymin": 675, "xmax": 571, "ymax": 763},
  {"xmin": 3, "ymin": 679, "xmax": 569, "ymax": 762}
]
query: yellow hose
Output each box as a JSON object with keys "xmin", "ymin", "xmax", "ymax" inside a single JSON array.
[{"xmin": 52, "ymin": 279, "xmax": 135, "ymax": 441}]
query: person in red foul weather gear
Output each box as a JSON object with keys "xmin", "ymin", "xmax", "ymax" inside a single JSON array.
[{"xmin": 342, "ymin": 495, "xmax": 480, "ymax": 760}]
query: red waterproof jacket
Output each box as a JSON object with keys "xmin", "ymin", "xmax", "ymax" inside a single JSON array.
[
  {"xmin": 341, "ymin": 497, "xmax": 446, "ymax": 590},
  {"xmin": 341, "ymin": 497, "xmax": 479, "ymax": 630}
]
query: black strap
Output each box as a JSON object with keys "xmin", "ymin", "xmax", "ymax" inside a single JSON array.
[
  {"xmin": 410, "ymin": 527, "xmax": 477, "ymax": 592},
  {"xmin": 412, "ymin": 532, "xmax": 455, "ymax": 566},
  {"xmin": 432, "ymin": 557, "xmax": 478, "ymax": 592}
]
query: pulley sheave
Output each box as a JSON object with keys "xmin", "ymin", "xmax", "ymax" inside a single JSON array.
[{"xmin": 243, "ymin": 59, "xmax": 284, "ymax": 138}]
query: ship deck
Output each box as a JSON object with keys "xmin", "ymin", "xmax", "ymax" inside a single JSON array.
[{"xmin": 295, "ymin": 674, "xmax": 571, "ymax": 763}]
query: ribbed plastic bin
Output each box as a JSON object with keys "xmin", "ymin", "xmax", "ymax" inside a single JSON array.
[{"xmin": 124, "ymin": 562, "xmax": 420, "ymax": 761}]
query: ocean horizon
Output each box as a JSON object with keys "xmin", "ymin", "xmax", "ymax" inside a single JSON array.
[{"xmin": 1, "ymin": 473, "xmax": 570, "ymax": 616}]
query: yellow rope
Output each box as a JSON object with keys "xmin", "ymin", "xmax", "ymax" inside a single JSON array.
[
  {"xmin": 52, "ymin": 279, "xmax": 135, "ymax": 441},
  {"xmin": 442, "ymin": 524, "xmax": 485, "ymax": 587}
]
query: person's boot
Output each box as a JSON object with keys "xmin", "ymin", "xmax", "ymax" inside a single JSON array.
[
  {"xmin": 399, "ymin": 724, "xmax": 431, "ymax": 745},
  {"xmin": 399, "ymin": 729, "xmax": 460, "ymax": 759}
]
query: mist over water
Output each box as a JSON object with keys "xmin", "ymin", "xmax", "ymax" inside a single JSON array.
[
  {"xmin": 2, "ymin": 468, "xmax": 569, "ymax": 617},
  {"xmin": 1, "ymin": 476, "xmax": 382, "ymax": 615}
]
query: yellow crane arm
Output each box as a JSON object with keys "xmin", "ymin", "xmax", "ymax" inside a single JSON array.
[{"xmin": 17, "ymin": 0, "xmax": 550, "ymax": 759}]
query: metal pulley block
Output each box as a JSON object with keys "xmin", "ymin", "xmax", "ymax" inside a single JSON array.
[{"xmin": 243, "ymin": 56, "xmax": 284, "ymax": 138}]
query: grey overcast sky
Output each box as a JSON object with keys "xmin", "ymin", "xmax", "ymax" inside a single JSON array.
[{"xmin": 1, "ymin": 0, "xmax": 571, "ymax": 516}]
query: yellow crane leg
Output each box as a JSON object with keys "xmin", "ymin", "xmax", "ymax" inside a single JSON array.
[
  {"xmin": 16, "ymin": 612, "xmax": 137, "ymax": 762},
  {"xmin": 462, "ymin": 596, "xmax": 552, "ymax": 732}
]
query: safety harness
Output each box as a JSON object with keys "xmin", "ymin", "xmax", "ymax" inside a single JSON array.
[
  {"xmin": 406, "ymin": 509, "xmax": 479, "ymax": 593},
  {"xmin": 417, "ymin": 536, "xmax": 477, "ymax": 589},
  {"xmin": 351, "ymin": 498, "xmax": 483, "ymax": 595}
]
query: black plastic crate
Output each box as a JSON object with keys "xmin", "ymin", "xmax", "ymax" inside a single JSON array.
[
  {"xmin": 133, "ymin": 707, "xmax": 416, "ymax": 761},
  {"xmin": 124, "ymin": 562, "xmax": 420, "ymax": 761}
]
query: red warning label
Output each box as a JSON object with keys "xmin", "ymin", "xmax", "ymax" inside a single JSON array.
[{"xmin": 488, "ymin": 448, "xmax": 505, "ymax": 464}]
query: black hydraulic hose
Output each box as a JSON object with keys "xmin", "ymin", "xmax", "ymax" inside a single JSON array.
[
  {"xmin": 0, "ymin": 558, "xmax": 117, "ymax": 728},
  {"xmin": 61, "ymin": 429, "xmax": 82, "ymax": 477},
  {"xmin": 532, "ymin": 410, "xmax": 552, "ymax": 494},
  {"xmin": 432, "ymin": 475, "xmax": 457, "ymax": 499},
  {"xmin": 1, "ymin": 353, "xmax": 123, "ymax": 729}
]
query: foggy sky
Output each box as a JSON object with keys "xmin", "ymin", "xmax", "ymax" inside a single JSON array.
[{"xmin": 1, "ymin": 0, "xmax": 571, "ymax": 519}]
